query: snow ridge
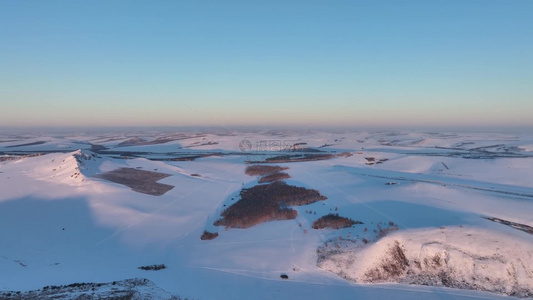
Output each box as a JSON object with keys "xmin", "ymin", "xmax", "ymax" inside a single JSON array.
[
  {"xmin": 29, "ymin": 150, "xmax": 100, "ymax": 185},
  {"xmin": 0, "ymin": 278, "xmax": 181, "ymax": 300}
]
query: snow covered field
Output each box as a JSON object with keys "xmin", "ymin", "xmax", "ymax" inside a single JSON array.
[{"xmin": 0, "ymin": 129, "xmax": 532, "ymax": 299}]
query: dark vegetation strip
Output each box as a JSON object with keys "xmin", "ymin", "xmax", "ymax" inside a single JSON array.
[
  {"xmin": 5, "ymin": 141, "xmax": 46, "ymax": 148},
  {"xmin": 117, "ymin": 134, "xmax": 207, "ymax": 147},
  {"xmin": 363, "ymin": 148, "xmax": 531, "ymax": 159},
  {"xmin": 483, "ymin": 217, "xmax": 533, "ymax": 235},
  {"xmin": 263, "ymin": 153, "xmax": 335, "ymax": 163},
  {"xmin": 138, "ymin": 264, "xmax": 167, "ymax": 271},
  {"xmin": 0, "ymin": 153, "xmax": 45, "ymax": 161}
]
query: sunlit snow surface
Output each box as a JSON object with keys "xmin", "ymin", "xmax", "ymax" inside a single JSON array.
[{"xmin": 0, "ymin": 130, "xmax": 532, "ymax": 299}]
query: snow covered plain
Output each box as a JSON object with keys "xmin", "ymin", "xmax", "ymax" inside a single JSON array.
[{"xmin": 0, "ymin": 129, "xmax": 532, "ymax": 299}]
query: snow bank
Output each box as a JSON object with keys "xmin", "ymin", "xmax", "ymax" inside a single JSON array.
[{"xmin": 318, "ymin": 227, "xmax": 533, "ymax": 297}]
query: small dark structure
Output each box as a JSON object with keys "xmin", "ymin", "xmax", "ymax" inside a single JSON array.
[{"xmin": 138, "ymin": 264, "xmax": 167, "ymax": 271}]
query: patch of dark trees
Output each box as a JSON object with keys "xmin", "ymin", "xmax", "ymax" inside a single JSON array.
[
  {"xmin": 214, "ymin": 181, "xmax": 327, "ymax": 229},
  {"xmin": 312, "ymin": 213, "xmax": 363, "ymax": 230}
]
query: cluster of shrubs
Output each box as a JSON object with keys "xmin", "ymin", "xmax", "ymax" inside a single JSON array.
[
  {"xmin": 214, "ymin": 181, "xmax": 327, "ymax": 229},
  {"xmin": 364, "ymin": 157, "xmax": 389, "ymax": 165},
  {"xmin": 337, "ymin": 152, "xmax": 353, "ymax": 157},
  {"xmin": 377, "ymin": 221, "xmax": 398, "ymax": 238},
  {"xmin": 312, "ymin": 214, "xmax": 363, "ymax": 230},
  {"xmin": 200, "ymin": 230, "xmax": 219, "ymax": 240}
]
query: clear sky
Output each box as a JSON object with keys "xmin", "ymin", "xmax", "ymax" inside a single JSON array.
[{"xmin": 1, "ymin": 0, "xmax": 532, "ymax": 129}]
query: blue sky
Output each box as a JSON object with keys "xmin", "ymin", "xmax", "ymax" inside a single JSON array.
[{"xmin": 1, "ymin": 0, "xmax": 532, "ymax": 128}]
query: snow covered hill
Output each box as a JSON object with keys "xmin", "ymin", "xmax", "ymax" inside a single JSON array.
[
  {"xmin": 0, "ymin": 129, "xmax": 532, "ymax": 299},
  {"xmin": 318, "ymin": 227, "xmax": 533, "ymax": 297}
]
